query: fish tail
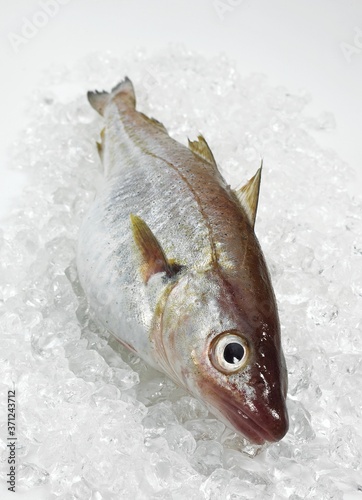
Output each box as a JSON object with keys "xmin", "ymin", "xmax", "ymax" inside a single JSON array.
[{"xmin": 87, "ymin": 77, "xmax": 136, "ymax": 116}]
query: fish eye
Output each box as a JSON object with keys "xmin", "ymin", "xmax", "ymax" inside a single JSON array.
[{"xmin": 210, "ymin": 332, "xmax": 248, "ymax": 374}]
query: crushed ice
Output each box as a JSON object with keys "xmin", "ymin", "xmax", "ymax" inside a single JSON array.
[{"xmin": 0, "ymin": 47, "xmax": 361, "ymax": 499}]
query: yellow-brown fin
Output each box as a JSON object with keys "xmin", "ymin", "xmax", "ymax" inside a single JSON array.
[
  {"xmin": 130, "ymin": 214, "xmax": 176, "ymax": 283},
  {"xmin": 96, "ymin": 127, "xmax": 106, "ymax": 162},
  {"xmin": 139, "ymin": 112, "xmax": 168, "ymax": 134},
  {"xmin": 234, "ymin": 163, "xmax": 262, "ymax": 228},
  {"xmin": 188, "ymin": 135, "xmax": 217, "ymax": 167}
]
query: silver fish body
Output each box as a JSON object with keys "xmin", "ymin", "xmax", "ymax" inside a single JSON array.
[{"xmin": 77, "ymin": 78, "xmax": 289, "ymax": 444}]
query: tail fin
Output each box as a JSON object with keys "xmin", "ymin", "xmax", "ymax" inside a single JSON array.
[{"xmin": 87, "ymin": 77, "xmax": 136, "ymax": 116}]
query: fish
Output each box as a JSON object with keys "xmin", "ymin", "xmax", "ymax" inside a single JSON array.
[{"xmin": 77, "ymin": 77, "xmax": 289, "ymax": 444}]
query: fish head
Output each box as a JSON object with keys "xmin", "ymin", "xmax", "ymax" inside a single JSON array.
[{"xmin": 160, "ymin": 269, "xmax": 288, "ymax": 444}]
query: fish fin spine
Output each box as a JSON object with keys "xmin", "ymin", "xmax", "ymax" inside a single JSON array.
[
  {"xmin": 139, "ymin": 113, "xmax": 169, "ymax": 134},
  {"xmin": 188, "ymin": 135, "xmax": 217, "ymax": 167},
  {"xmin": 234, "ymin": 161, "xmax": 263, "ymax": 228}
]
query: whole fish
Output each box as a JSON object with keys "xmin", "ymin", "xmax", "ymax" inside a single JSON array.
[{"xmin": 77, "ymin": 77, "xmax": 288, "ymax": 444}]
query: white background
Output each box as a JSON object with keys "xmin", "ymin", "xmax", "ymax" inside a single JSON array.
[
  {"xmin": 0, "ymin": 1, "xmax": 362, "ymax": 498},
  {"xmin": 1, "ymin": 0, "xmax": 362, "ymax": 224}
]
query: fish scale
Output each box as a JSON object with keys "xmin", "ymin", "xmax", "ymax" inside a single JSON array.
[{"xmin": 77, "ymin": 77, "xmax": 289, "ymax": 444}]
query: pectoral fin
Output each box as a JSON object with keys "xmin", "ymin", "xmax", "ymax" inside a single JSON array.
[
  {"xmin": 130, "ymin": 214, "xmax": 181, "ymax": 283},
  {"xmin": 234, "ymin": 163, "xmax": 262, "ymax": 228}
]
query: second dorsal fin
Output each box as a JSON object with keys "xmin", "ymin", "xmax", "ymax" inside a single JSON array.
[
  {"xmin": 139, "ymin": 112, "xmax": 169, "ymax": 134},
  {"xmin": 234, "ymin": 163, "xmax": 262, "ymax": 229},
  {"xmin": 188, "ymin": 135, "xmax": 217, "ymax": 167}
]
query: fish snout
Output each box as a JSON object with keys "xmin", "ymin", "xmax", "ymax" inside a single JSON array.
[
  {"xmin": 213, "ymin": 382, "xmax": 289, "ymax": 444},
  {"xmin": 238, "ymin": 398, "xmax": 288, "ymax": 444},
  {"xmin": 260, "ymin": 398, "xmax": 289, "ymax": 443},
  {"xmin": 250, "ymin": 379, "xmax": 289, "ymax": 443}
]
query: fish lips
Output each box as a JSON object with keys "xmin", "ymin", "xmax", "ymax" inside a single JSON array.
[{"xmin": 211, "ymin": 391, "xmax": 289, "ymax": 445}]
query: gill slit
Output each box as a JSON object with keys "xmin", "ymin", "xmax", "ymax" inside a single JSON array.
[{"xmin": 149, "ymin": 280, "xmax": 182, "ymax": 386}]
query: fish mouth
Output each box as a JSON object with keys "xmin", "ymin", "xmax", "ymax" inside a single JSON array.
[{"xmin": 212, "ymin": 394, "xmax": 289, "ymax": 445}]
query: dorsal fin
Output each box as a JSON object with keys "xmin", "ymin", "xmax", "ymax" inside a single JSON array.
[
  {"xmin": 139, "ymin": 112, "xmax": 169, "ymax": 134},
  {"xmin": 96, "ymin": 127, "xmax": 106, "ymax": 162},
  {"xmin": 130, "ymin": 214, "xmax": 180, "ymax": 283},
  {"xmin": 188, "ymin": 135, "xmax": 217, "ymax": 167},
  {"xmin": 234, "ymin": 163, "xmax": 262, "ymax": 229}
]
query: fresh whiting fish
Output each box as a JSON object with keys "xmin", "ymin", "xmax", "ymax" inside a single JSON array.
[{"xmin": 77, "ymin": 77, "xmax": 289, "ymax": 444}]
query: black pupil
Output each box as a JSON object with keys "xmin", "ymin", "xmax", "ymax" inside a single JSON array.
[{"xmin": 223, "ymin": 342, "xmax": 244, "ymax": 364}]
